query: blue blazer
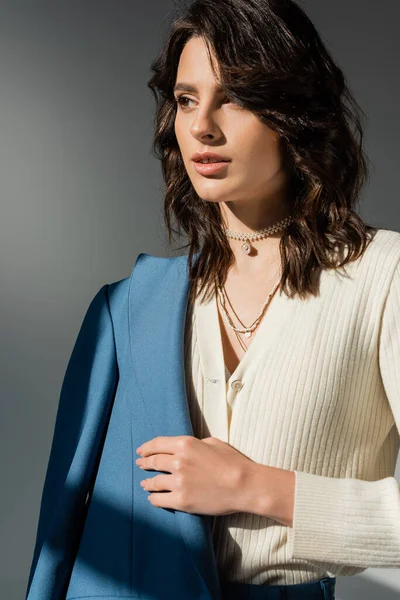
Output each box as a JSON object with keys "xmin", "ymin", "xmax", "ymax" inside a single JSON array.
[{"xmin": 25, "ymin": 252, "xmax": 222, "ymax": 600}]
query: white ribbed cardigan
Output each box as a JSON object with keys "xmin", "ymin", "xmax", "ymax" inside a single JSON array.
[{"xmin": 183, "ymin": 227, "xmax": 400, "ymax": 585}]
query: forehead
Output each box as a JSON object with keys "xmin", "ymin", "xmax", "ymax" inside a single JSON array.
[{"xmin": 175, "ymin": 36, "xmax": 222, "ymax": 92}]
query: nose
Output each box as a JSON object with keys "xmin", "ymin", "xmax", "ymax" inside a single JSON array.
[{"xmin": 189, "ymin": 108, "xmax": 221, "ymax": 140}]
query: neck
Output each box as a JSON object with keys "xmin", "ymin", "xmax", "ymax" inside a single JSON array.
[
  {"xmin": 219, "ymin": 179, "xmax": 294, "ymax": 232},
  {"xmin": 228, "ymin": 237, "xmax": 283, "ymax": 279},
  {"xmin": 219, "ymin": 201, "xmax": 291, "ymax": 278}
]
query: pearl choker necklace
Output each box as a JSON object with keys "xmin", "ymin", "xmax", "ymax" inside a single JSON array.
[{"xmin": 224, "ymin": 215, "xmax": 293, "ymax": 254}]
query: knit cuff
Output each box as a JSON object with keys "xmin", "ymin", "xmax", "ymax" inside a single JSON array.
[{"xmin": 286, "ymin": 470, "xmax": 400, "ymax": 568}]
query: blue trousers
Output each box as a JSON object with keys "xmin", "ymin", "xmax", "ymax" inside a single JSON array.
[{"xmin": 220, "ymin": 576, "xmax": 336, "ymax": 599}]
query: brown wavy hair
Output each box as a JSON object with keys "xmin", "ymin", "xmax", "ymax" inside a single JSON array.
[{"xmin": 147, "ymin": 0, "xmax": 378, "ymax": 304}]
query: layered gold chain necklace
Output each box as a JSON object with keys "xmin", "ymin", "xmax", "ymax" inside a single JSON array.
[{"xmin": 216, "ymin": 215, "xmax": 292, "ymax": 352}]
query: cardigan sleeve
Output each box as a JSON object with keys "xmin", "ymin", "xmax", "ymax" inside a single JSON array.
[
  {"xmin": 286, "ymin": 257, "xmax": 400, "ymax": 568},
  {"xmin": 25, "ymin": 284, "xmax": 119, "ymax": 600}
]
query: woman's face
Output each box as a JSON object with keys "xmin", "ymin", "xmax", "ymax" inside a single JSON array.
[{"xmin": 174, "ymin": 36, "xmax": 290, "ymax": 215}]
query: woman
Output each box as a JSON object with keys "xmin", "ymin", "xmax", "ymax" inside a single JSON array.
[{"xmin": 25, "ymin": 1, "xmax": 400, "ymax": 599}]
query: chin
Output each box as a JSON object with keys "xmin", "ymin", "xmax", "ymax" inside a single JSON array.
[{"xmin": 193, "ymin": 187, "xmax": 228, "ymax": 204}]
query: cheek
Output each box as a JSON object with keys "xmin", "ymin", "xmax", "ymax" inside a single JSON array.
[
  {"xmin": 244, "ymin": 130, "xmax": 282, "ymax": 174},
  {"xmin": 233, "ymin": 116, "xmax": 280, "ymax": 162},
  {"xmin": 174, "ymin": 118, "xmax": 181, "ymax": 144},
  {"xmin": 174, "ymin": 114, "xmax": 184, "ymax": 140}
]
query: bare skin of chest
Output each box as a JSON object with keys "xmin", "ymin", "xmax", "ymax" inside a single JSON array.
[{"xmin": 216, "ymin": 264, "xmax": 282, "ymax": 374}]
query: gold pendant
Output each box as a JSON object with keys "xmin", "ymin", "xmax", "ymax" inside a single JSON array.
[{"xmin": 244, "ymin": 330, "xmax": 252, "ymax": 338}]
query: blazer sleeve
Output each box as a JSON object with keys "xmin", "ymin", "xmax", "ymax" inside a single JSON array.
[
  {"xmin": 287, "ymin": 257, "xmax": 400, "ymax": 568},
  {"xmin": 25, "ymin": 283, "xmax": 119, "ymax": 600}
]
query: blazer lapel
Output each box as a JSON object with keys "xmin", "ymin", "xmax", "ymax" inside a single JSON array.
[{"xmin": 129, "ymin": 252, "xmax": 221, "ymax": 600}]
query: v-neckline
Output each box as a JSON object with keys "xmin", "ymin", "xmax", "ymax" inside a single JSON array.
[
  {"xmin": 213, "ymin": 283, "xmax": 282, "ymax": 382},
  {"xmin": 194, "ymin": 280, "xmax": 294, "ymax": 385}
]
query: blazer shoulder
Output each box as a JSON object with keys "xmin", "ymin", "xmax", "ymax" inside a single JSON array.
[
  {"xmin": 104, "ymin": 252, "xmax": 186, "ymax": 342},
  {"xmin": 105, "ymin": 252, "xmax": 162, "ymax": 305},
  {"xmin": 125, "ymin": 251, "xmax": 189, "ymax": 285}
]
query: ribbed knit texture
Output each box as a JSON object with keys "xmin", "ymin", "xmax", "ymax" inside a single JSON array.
[{"xmin": 183, "ymin": 228, "xmax": 400, "ymax": 585}]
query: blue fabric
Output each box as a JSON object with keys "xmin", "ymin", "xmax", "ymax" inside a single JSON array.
[
  {"xmin": 220, "ymin": 577, "xmax": 336, "ymax": 599},
  {"xmin": 25, "ymin": 253, "xmax": 335, "ymax": 600}
]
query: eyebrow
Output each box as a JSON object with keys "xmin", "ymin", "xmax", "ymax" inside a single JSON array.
[{"xmin": 173, "ymin": 82, "xmax": 224, "ymax": 94}]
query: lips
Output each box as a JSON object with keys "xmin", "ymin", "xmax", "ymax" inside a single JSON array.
[
  {"xmin": 192, "ymin": 160, "xmax": 230, "ymax": 176},
  {"xmin": 191, "ymin": 151, "xmax": 231, "ymax": 163},
  {"xmin": 195, "ymin": 159, "xmax": 229, "ymax": 164}
]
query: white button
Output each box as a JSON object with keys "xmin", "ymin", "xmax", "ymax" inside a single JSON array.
[{"xmin": 231, "ymin": 379, "xmax": 243, "ymax": 390}]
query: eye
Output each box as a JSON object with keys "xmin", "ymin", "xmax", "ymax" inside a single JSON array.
[
  {"xmin": 175, "ymin": 95, "xmax": 195, "ymax": 110},
  {"xmin": 174, "ymin": 94, "xmax": 234, "ymax": 111}
]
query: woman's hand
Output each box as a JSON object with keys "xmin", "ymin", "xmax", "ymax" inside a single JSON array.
[{"xmin": 135, "ymin": 435, "xmax": 257, "ymax": 516}]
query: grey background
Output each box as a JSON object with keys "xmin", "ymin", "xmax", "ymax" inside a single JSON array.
[{"xmin": 0, "ymin": 1, "xmax": 398, "ymax": 598}]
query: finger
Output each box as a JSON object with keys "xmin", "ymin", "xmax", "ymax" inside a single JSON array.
[
  {"xmin": 142, "ymin": 473, "xmax": 175, "ymax": 492},
  {"xmin": 138, "ymin": 453, "xmax": 176, "ymax": 473},
  {"xmin": 147, "ymin": 490, "xmax": 185, "ymax": 510},
  {"xmin": 139, "ymin": 435, "xmax": 190, "ymax": 457}
]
